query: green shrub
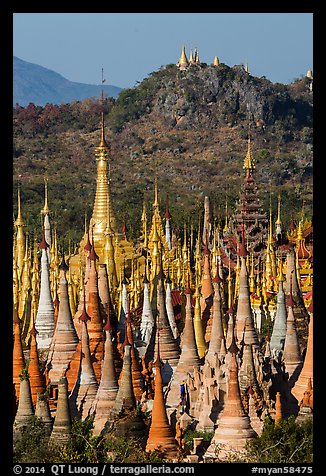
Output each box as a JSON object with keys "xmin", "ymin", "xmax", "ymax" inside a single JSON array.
[
  {"xmin": 13, "ymin": 417, "xmax": 56, "ymax": 463},
  {"xmin": 13, "ymin": 415, "xmax": 167, "ymax": 463},
  {"xmin": 246, "ymin": 415, "xmax": 313, "ymax": 463},
  {"xmin": 104, "ymin": 432, "xmax": 165, "ymax": 463},
  {"xmin": 183, "ymin": 428, "xmax": 214, "ymax": 449}
]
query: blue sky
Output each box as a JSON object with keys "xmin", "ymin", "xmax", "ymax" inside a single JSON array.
[{"xmin": 13, "ymin": 13, "xmax": 313, "ymax": 89}]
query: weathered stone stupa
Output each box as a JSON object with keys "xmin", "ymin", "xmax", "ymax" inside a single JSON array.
[
  {"xmin": 46, "ymin": 256, "xmax": 79, "ymax": 385},
  {"xmin": 166, "ymin": 284, "xmax": 200, "ymax": 407},
  {"xmin": 110, "ymin": 342, "xmax": 136, "ymax": 418},
  {"xmin": 146, "ymin": 343, "xmax": 179, "ymax": 460},
  {"xmin": 35, "ymin": 232, "xmax": 54, "ymax": 353},
  {"xmin": 69, "ymin": 307, "xmax": 99, "ymax": 420},
  {"xmin": 283, "ymin": 280, "xmax": 303, "ymax": 385},
  {"xmin": 13, "ymin": 309, "xmax": 26, "ymax": 405},
  {"xmin": 13, "ymin": 377, "xmax": 35, "ymax": 436},
  {"xmin": 291, "ymin": 301, "xmax": 313, "ymax": 405},
  {"xmin": 28, "ymin": 322, "xmax": 47, "ymax": 406},
  {"xmin": 205, "ymin": 351, "xmax": 257, "ymax": 458},
  {"xmin": 50, "ymin": 376, "xmax": 72, "ymax": 446},
  {"xmin": 91, "ymin": 312, "xmax": 119, "ymax": 435},
  {"xmin": 35, "ymin": 393, "xmax": 53, "ymax": 436},
  {"xmin": 270, "ymin": 263, "xmax": 287, "ymax": 355}
]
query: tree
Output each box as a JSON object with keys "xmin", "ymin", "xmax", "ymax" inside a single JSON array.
[{"xmin": 246, "ymin": 416, "xmax": 313, "ymax": 463}]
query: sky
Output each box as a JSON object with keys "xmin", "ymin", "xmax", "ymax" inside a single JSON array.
[{"xmin": 13, "ymin": 13, "xmax": 313, "ymax": 89}]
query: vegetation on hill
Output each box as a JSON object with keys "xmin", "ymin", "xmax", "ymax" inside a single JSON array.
[{"xmin": 13, "ymin": 63, "xmax": 313, "ymax": 246}]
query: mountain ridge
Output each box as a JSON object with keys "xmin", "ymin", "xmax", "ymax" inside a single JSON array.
[
  {"xmin": 13, "ymin": 56, "xmax": 122, "ymax": 106},
  {"xmin": 13, "ymin": 61, "xmax": 313, "ymax": 243}
]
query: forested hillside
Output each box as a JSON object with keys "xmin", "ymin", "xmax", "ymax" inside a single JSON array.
[{"xmin": 13, "ymin": 62, "xmax": 313, "ymax": 245}]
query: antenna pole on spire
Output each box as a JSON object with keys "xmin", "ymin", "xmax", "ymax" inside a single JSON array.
[{"xmin": 101, "ymin": 67, "xmax": 104, "ymax": 106}]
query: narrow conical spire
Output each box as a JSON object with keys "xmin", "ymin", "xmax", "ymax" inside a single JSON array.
[
  {"xmin": 13, "ymin": 308, "xmax": 26, "ymax": 406},
  {"xmin": 41, "ymin": 178, "xmax": 52, "ymax": 259},
  {"xmin": 270, "ymin": 261, "xmax": 287, "ymax": 355},
  {"xmin": 41, "ymin": 177, "xmax": 51, "ymax": 215},
  {"xmin": 140, "ymin": 272, "xmax": 155, "ymax": 344},
  {"xmin": 86, "ymin": 240, "xmax": 105, "ymax": 382},
  {"xmin": 226, "ymin": 303, "xmax": 238, "ymax": 353},
  {"xmin": 201, "ymin": 240, "xmax": 214, "ymax": 298},
  {"xmin": 201, "ymin": 239, "xmax": 215, "ymax": 344},
  {"xmin": 285, "ymin": 248, "xmax": 304, "ymax": 306},
  {"xmin": 35, "ymin": 227, "xmax": 54, "ymax": 352},
  {"xmin": 117, "ymin": 270, "xmax": 129, "ymax": 344},
  {"xmin": 283, "ymin": 276, "xmax": 303, "ymax": 382},
  {"xmin": 275, "ymin": 192, "xmax": 282, "ymax": 233},
  {"xmin": 236, "ymin": 248, "xmax": 259, "ymax": 347},
  {"xmin": 69, "ymin": 315, "xmax": 99, "ymax": 420},
  {"xmin": 14, "ymin": 182, "xmax": 26, "ymax": 284},
  {"xmin": 165, "ymin": 272, "xmax": 179, "ymax": 339},
  {"xmin": 92, "ymin": 307, "xmax": 119, "ymax": 435},
  {"xmin": 99, "ymin": 111, "xmax": 109, "ymax": 149},
  {"xmin": 28, "ymin": 320, "xmax": 46, "ymax": 406},
  {"xmin": 189, "ymin": 48, "xmax": 194, "ymax": 64},
  {"xmin": 146, "ymin": 334, "xmax": 179, "ymax": 459},
  {"xmin": 193, "ymin": 281, "xmax": 207, "ymax": 359},
  {"xmin": 97, "ymin": 263, "xmax": 110, "ymax": 318},
  {"xmin": 124, "ymin": 308, "xmax": 144, "ymax": 403},
  {"xmin": 110, "ymin": 343, "xmax": 136, "ymax": 417},
  {"xmin": 90, "ymin": 108, "xmax": 116, "ymax": 259},
  {"xmin": 292, "ymin": 302, "xmax": 313, "ymax": 405},
  {"xmin": 164, "ymin": 194, "xmax": 172, "ymax": 250},
  {"xmin": 15, "ymin": 181, "xmax": 24, "ymax": 227},
  {"xmin": 274, "ymin": 391, "xmax": 283, "ymax": 424},
  {"xmin": 243, "ymin": 117, "xmax": 255, "ymax": 172},
  {"xmin": 205, "ymin": 274, "xmax": 225, "ymax": 365},
  {"xmin": 202, "ymin": 197, "xmax": 211, "ymax": 246},
  {"xmin": 166, "ymin": 284, "xmax": 200, "ymax": 407},
  {"xmin": 176, "ymin": 284, "xmax": 200, "ymax": 371},
  {"xmin": 194, "ymin": 47, "xmax": 200, "ymax": 64}
]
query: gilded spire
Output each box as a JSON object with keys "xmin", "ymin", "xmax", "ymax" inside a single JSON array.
[
  {"xmin": 15, "ymin": 181, "xmax": 24, "ymax": 227},
  {"xmin": 153, "ymin": 174, "xmax": 159, "ymax": 209},
  {"xmin": 41, "ymin": 177, "xmax": 51, "ymax": 215},
  {"xmin": 15, "ymin": 181, "xmax": 26, "ymax": 283},
  {"xmin": 177, "ymin": 44, "xmax": 188, "ymax": 70},
  {"xmin": 90, "ymin": 106, "xmax": 117, "ymax": 258},
  {"xmin": 189, "ymin": 48, "xmax": 194, "ymax": 64},
  {"xmin": 275, "ymin": 192, "xmax": 282, "ymax": 226},
  {"xmin": 194, "ymin": 47, "xmax": 200, "ymax": 64},
  {"xmin": 146, "ymin": 331, "xmax": 179, "ymax": 459},
  {"xmin": 306, "ymin": 69, "xmax": 313, "ymax": 79},
  {"xmin": 98, "ymin": 68, "xmax": 109, "ymax": 150},
  {"xmin": 243, "ymin": 117, "xmax": 255, "ymax": 171},
  {"xmin": 213, "ymin": 55, "xmax": 220, "ymax": 66},
  {"xmin": 223, "ymin": 193, "xmax": 229, "ymax": 232},
  {"xmin": 98, "ymin": 112, "xmax": 109, "ymax": 150},
  {"xmin": 277, "ymin": 258, "xmax": 285, "ymax": 282}
]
